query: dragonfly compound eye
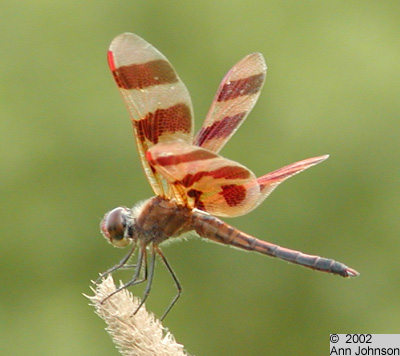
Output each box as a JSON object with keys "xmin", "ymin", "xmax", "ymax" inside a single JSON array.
[{"xmin": 100, "ymin": 207, "xmax": 131, "ymax": 247}]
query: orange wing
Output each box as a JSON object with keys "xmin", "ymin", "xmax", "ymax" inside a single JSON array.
[
  {"xmin": 108, "ymin": 33, "xmax": 194, "ymax": 197},
  {"xmin": 255, "ymin": 155, "xmax": 329, "ymax": 205},
  {"xmin": 194, "ymin": 53, "xmax": 266, "ymax": 153},
  {"xmin": 146, "ymin": 141, "xmax": 261, "ymax": 216},
  {"xmin": 109, "ymin": 33, "xmax": 329, "ymax": 217},
  {"xmin": 147, "ymin": 141, "xmax": 329, "ymax": 217}
]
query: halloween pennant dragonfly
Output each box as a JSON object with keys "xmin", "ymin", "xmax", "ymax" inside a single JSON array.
[{"xmin": 100, "ymin": 33, "xmax": 359, "ymax": 320}]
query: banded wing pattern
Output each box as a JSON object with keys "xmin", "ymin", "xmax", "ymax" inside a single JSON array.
[
  {"xmin": 101, "ymin": 32, "xmax": 358, "ymax": 320},
  {"xmin": 194, "ymin": 53, "xmax": 266, "ymax": 153},
  {"xmin": 147, "ymin": 142, "xmax": 330, "ymax": 217},
  {"xmin": 146, "ymin": 141, "xmax": 260, "ymax": 216},
  {"xmin": 108, "ymin": 33, "xmax": 194, "ymax": 197}
]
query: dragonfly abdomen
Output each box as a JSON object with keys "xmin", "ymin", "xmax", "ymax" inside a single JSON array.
[{"xmin": 191, "ymin": 211, "xmax": 359, "ymax": 278}]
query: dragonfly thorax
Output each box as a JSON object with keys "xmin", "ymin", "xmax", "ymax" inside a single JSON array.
[
  {"xmin": 101, "ymin": 196, "xmax": 193, "ymax": 248},
  {"xmin": 133, "ymin": 196, "xmax": 194, "ymax": 245}
]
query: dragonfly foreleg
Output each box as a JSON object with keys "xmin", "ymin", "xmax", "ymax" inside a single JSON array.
[
  {"xmin": 96, "ymin": 241, "xmax": 137, "ymax": 283},
  {"xmin": 100, "ymin": 244, "xmax": 148, "ymax": 303}
]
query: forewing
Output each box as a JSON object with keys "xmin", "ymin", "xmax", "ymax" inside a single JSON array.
[
  {"xmin": 108, "ymin": 33, "xmax": 194, "ymax": 196},
  {"xmin": 194, "ymin": 53, "xmax": 266, "ymax": 153},
  {"xmin": 146, "ymin": 141, "xmax": 261, "ymax": 217}
]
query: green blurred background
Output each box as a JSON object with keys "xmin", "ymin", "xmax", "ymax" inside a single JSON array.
[{"xmin": 1, "ymin": 1, "xmax": 399, "ymax": 355}]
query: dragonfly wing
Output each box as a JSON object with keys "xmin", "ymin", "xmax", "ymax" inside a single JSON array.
[
  {"xmin": 194, "ymin": 53, "xmax": 266, "ymax": 153},
  {"xmin": 108, "ymin": 33, "xmax": 194, "ymax": 197},
  {"xmin": 146, "ymin": 141, "xmax": 261, "ymax": 216},
  {"xmin": 254, "ymin": 155, "xmax": 330, "ymax": 207}
]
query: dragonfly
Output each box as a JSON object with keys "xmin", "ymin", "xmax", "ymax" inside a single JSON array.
[{"xmin": 100, "ymin": 33, "xmax": 359, "ymax": 320}]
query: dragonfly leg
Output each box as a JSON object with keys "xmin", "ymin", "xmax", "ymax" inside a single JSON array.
[
  {"xmin": 155, "ymin": 245, "xmax": 182, "ymax": 321},
  {"xmin": 133, "ymin": 245, "xmax": 157, "ymax": 315},
  {"xmin": 101, "ymin": 244, "xmax": 147, "ymax": 303},
  {"xmin": 96, "ymin": 241, "xmax": 137, "ymax": 283}
]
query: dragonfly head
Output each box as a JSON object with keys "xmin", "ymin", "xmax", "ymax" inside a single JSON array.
[{"xmin": 100, "ymin": 207, "xmax": 133, "ymax": 247}]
